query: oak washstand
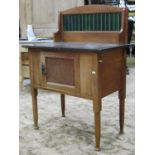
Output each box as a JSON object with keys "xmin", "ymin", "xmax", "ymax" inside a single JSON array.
[{"xmin": 23, "ymin": 5, "xmax": 129, "ymax": 150}]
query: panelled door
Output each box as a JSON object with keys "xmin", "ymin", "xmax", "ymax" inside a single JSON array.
[{"xmin": 40, "ymin": 51, "xmax": 80, "ymax": 95}]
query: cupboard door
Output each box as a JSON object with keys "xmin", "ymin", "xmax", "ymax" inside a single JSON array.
[{"xmin": 40, "ymin": 51, "xmax": 80, "ymax": 95}]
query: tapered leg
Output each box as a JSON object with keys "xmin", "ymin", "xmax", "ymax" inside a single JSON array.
[
  {"xmin": 119, "ymin": 51, "xmax": 126, "ymax": 134},
  {"xmin": 93, "ymin": 97, "xmax": 101, "ymax": 151},
  {"xmin": 31, "ymin": 88, "xmax": 39, "ymax": 129},
  {"xmin": 61, "ymin": 94, "xmax": 65, "ymax": 117},
  {"xmin": 94, "ymin": 111, "xmax": 101, "ymax": 151},
  {"xmin": 119, "ymin": 93, "xmax": 125, "ymax": 134}
]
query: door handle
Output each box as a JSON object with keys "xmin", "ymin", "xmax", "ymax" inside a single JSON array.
[{"xmin": 41, "ymin": 63, "xmax": 46, "ymax": 75}]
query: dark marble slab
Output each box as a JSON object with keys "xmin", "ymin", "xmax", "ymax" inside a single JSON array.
[{"xmin": 23, "ymin": 41, "xmax": 133, "ymax": 53}]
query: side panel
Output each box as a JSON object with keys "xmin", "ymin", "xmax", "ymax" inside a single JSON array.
[{"xmin": 98, "ymin": 49, "xmax": 124, "ymax": 97}]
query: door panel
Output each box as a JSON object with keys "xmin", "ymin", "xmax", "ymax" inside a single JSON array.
[{"xmin": 46, "ymin": 57, "xmax": 75, "ymax": 86}]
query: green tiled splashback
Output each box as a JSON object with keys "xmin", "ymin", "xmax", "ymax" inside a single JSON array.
[{"xmin": 63, "ymin": 13, "xmax": 121, "ymax": 31}]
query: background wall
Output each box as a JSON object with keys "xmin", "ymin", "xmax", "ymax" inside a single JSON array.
[{"xmin": 19, "ymin": 0, "xmax": 84, "ymax": 38}]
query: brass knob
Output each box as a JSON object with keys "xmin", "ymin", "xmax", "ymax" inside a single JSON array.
[{"xmin": 92, "ymin": 71, "xmax": 96, "ymax": 74}]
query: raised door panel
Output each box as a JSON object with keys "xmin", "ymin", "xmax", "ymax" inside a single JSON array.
[{"xmin": 40, "ymin": 51, "xmax": 80, "ymax": 95}]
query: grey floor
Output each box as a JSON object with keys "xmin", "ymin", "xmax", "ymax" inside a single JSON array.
[{"xmin": 19, "ymin": 67, "xmax": 135, "ymax": 155}]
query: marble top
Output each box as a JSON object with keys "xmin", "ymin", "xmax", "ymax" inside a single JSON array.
[{"xmin": 22, "ymin": 41, "xmax": 132, "ymax": 52}]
